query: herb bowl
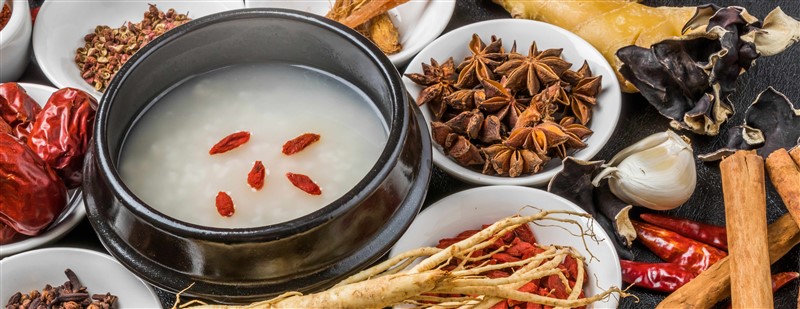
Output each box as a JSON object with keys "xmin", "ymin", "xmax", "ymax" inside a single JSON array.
[
  {"xmin": 403, "ymin": 19, "xmax": 622, "ymax": 186},
  {"xmin": 390, "ymin": 186, "xmax": 622, "ymax": 308},
  {"xmin": 0, "ymin": 83, "xmax": 85, "ymax": 258},
  {"xmin": 0, "ymin": 0, "xmax": 32, "ymax": 82},
  {"xmin": 82, "ymin": 8, "xmax": 432, "ymax": 302}
]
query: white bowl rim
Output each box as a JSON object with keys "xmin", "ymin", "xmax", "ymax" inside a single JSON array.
[
  {"xmin": 0, "ymin": 0, "xmax": 29, "ymax": 44},
  {"xmin": 0, "ymin": 83, "xmax": 87, "ymax": 258},
  {"xmin": 0, "ymin": 247, "xmax": 162, "ymax": 307},
  {"xmin": 403, "ymin": 18, "xmax": 622, "ymax": 186},
  {"xmin": 242, "ymin": 0, "xmax": 456, "ymax": 66},
  {"xmin": 389, "ymin": 185, "xmax": 622, "ymax": 307}
]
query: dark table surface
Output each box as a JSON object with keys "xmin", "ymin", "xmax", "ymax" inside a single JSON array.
[{"xmin": 16, "ymin": 0, "xmax": 800, "ymax": 308}]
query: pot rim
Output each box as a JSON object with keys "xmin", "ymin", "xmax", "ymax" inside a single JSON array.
[{"xmin": 93, "ymin": 8, "xmax": 410, "ymax": 242}]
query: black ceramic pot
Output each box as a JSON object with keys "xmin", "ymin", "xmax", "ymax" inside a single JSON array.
[{"xmin": 83, "ymin": 8, "xmax": 431, "ymax": 302}]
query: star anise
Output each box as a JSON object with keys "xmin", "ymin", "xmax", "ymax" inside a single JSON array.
[
  {"xmin": 481, "ymin": 144, "xmax": 545, "ymax": 177},
  {"xmin": 562, "ymin": 61, "xmax": 592, "ymax": 85},
  {"xmin": 555, "ymin": 116, "xmax": 593, "ymax": 157},
  {"xmin": 430, "ymin": 122, "xmax": 485, "ymax": 166},
  {"xmin": 479, "ymin": 115, "xmax": 502, "ymax": 144},
  {"xmin": 568, "ymin": 75, "xmax": 602, "ymax": 125},
  {"xmin": 444, "ymin": 89, "xmax": 485, "ymax": 111},
  {"xmin": 405, "ymin": 57, "xmax": 457, "ymax": 120},
  {"xmin": 504, "ymin": 121, "xmax": 571, "ymax": 155},
  {"xmin": 444, "ymin": 109, "xmax": 484, "ymax": 139},
  {"xmin": 494, "ymin": 42, "xmax": 572, "ymax": 96},
  {"xmin": 455, "ymin": 34, "xmax": 505, "ymax": 89},
  {"xmin": 478, "ymin": 78, "xmax": 528, "ymax": 128}
]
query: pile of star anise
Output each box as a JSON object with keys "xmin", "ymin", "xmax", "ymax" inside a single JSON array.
[{"xmin": 406, "ymin": 34, "xmax": 602, "ymax": 177}]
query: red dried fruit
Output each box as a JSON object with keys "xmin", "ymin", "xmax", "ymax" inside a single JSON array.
[
  {"xmin": 209, "ymin": 131, "xmax": 250, "ymax": 155},
  {"xmin": 247, "ymin": 160, "xmax": 266, "ymax": 190},
  {"xmin": 0, "ymin": 83, "xmax": 42, "ymax": 142},
  {"xmin": 27, "ymin": 88, "xmax": 97, "ymax": 188},
  {"xmin": 282, "ymin": 133, "xmax": 320, "ymax": 155},
  {"xmin": 286, "ymin": 172, "xmax": 322, "ymax": 195},
  {"xmin": 215, "ymin": 192, "xmax": 235, "ymax": 217}
]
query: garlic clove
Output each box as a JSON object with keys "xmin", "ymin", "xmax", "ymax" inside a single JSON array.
[{"xmin": 593, "ymin": 130, "xmax": 697, "ymax": 210}]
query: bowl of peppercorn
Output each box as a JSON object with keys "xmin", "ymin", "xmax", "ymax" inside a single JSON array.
[
  {"xmin": 0, "ymin": 0, "xmax": 32, "ymax": 82},
  {"xmin": 403, "ymin": 19, "xmax": 622, "ymax": 186},
  {"xmin": 82, "ymin": 8, "xmax": 431, "ymax": 302}
]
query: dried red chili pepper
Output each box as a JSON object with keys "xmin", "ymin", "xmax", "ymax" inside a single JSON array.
[
  {"xmin": 0, "ymin": 83, "xmax": 42, "ymax": 142},
  {"xmin": 633, "ymin": 221, "xmax": 727, "ymax": 272},
  {"xmin": 620, "ymin": 259, "xmax": 698, "ymax": 293},
  {"xmin": 770, "ymin": 272, "xmax": 799, "ymax": 292},
  {"xmin": 0, "ymin": 132, "xmax": 67, "ymax": 236},
  {"xmin": 208, "ymin": 131, "xmax": 250, "ymax": 155},
  {"xmin": 286, "ymin": 172, "xmax": 322, "ymax": 195},
  {"xmin": 215, "ymin": 192, "xmax": 235, "ymax": 217},
  {"xmin": 27, "ymin": 88, "xmax": 97, "ymax": 189},
  {"xmin": 247, "ymin": 160, "xmax": 266, "ymax": 190},
  {"xmin": 282, "ymin": 133, "xmax": 320, "ymax": 155},
  {"xmin": 640, "ymin": 213, "xmax": 728, "ymax": 250}
]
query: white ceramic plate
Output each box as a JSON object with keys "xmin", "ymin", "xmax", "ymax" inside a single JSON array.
[
  {"xmin": 0, "ymin": 83, "xmax": 85, "ymax": 258},
  {"xmin": 403, "ymin": 19, "xmax": 622, "ymax": 186},
  {"xmin": 391, "ymin": 186, "xmax": 622, "ymax": 308},
  {"xmin": 244, "ymin": 0, "xmax": 455, "ymax": 66},
  {"xmin": 0, "ymin": 247, "xmax": 162, "ymax": 308},
  {"xmin": 32, "ymin": 0, "xmax": 244, "ymax": 99}
]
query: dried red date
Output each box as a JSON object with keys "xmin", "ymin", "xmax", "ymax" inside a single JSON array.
[
  {"xmin": 209, "ymin": 131, "xmax": 250, "ymax": 155},
  {"xmin": 27, "ymin": 88, "xmax": 97, "ymax": 188},
  {"xmin": 0, "ymin": 132, "xmax": 67, "ymax": 235},
  {"xmin": 215, "ymin": 192, "xmax": 235, "ymax": 217},
  {"xmin": 0, "ymin": 222, "xmax": 19, "ymax": 245},
  {"xmin": 247, "ymin": 160, "xmax": 266, "ymax": 190},
  {"xmin": 0, "ymin": 83, "xmax": 42, "ymax": 142},
  {"xmin": 286, "ymin": 172, "xmax": 322, "ymax": 195},
  {"xmin": 282, "ymin": 133, "xmax": 320, "ymax": 155}
]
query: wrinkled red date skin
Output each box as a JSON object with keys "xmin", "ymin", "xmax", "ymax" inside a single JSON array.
[
  {"xmin": 0, "ymin": 222, "xmax": 19, "ymax": 244},
  {"xmin": 27, "ymin": 88, "xmax": 97, "ymax": 189},
  {"xmin": 0, "ymin": 83, "xmax": 42, "ymax": 142},
  {"xmin": 0, "ymin": 132, "xmax": 67, "ymax": 236}
]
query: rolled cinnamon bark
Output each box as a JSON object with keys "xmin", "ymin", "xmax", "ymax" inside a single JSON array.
[
  {"xmin": 720, "ymin": 150, "xmax": 772, "ymax": 308},
  {"xmin": 766, "ymin": 148, "xmax": 800, "ymax": 226}
]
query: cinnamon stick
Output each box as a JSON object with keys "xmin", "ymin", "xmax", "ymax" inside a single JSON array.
[
  {"xmin": 719, "ymin": 151, "xmax": 772, "ymax": 308},
  {"xmin": 337, "ymin": 0, "xmax": 409, "ymax": 28},
  {"xmin": 656, "ymin": 214, "xmax": 800, "ymax": 308},
  {"xmin": 766, "ymin": 147, "xmax": 800, "ymax": 226}
]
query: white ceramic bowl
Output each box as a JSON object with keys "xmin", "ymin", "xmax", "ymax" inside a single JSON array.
[
  {"xmin": 32, "ymin": 0, "xmax": 244, "ymax": 99},
  {"xmin": 0, "ymin": 83, "xmax": 86, "ymax": 258},
  {"xmin": 0, "ymin": 0, "xmax": 32, "ymax": 82},
  {"xmin": 391, "ymin": 186, "xmax": 622, "ymax": 308},
  {"xmin": 0, "ymin": 247, "xmax": 162, "ymax": 308},
  {"xmin": 403, "ymin": 19, "xmax": 622, "ymax": 186},
  {"xmin": 244, "ymin": 0, "xmax": 455, "ymax": 66}
]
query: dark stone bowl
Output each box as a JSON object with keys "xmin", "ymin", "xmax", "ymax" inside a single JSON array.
[{"xmin": 82, "ymin": 8, "xmax": 431, "ymax": 303}]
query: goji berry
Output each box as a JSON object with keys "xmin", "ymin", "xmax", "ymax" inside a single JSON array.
[
  {"xmin": 286, "ymin": 172, "xmax": 321, "ymax": 195},
  {"xmin": 247, "ymin": 160, "xmax": 266, "ymax": 190},
  {"xmin": 209, "ymin": 131, "xmax": 250, "ymax": 155},
  {"xmin": 215, "ymin": 192, "xmax": 235, "ymax": 217},
  {"xmin": 282, "ymin": 133, "xmax": 320, "ymax": 155}
]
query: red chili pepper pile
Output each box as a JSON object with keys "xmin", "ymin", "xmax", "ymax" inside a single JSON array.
[
  {"xmin": 622, "ymin": 213, "xmax": 799, "ymax": 297},
  {"xmin": 0, "ymin": 83, "xmax": 97, "ymax": 244},
  {"xmin": 435, "ymin": 224, "xmax": 587, "ymax": 309},
  {"xmin": 208, "ymin": 132, "xmax": 323, "ymax": 217}
]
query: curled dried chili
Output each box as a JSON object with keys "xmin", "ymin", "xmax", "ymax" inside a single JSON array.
[
  {"xmin": 247, "ymin": 160, "xmax": 265, "ymax": 190},
  {"xmin": 620, "ymin": 260, "xmax": 698, "ymax": 293},
  {"xmin": 209, "ymin": 131, "xmax": 250, "ymax": 155},
  {"xmin": 640, "ymin": 213, "xmax": 728, "ymax": 250},
  {"xmin": 632, "ymin": 221, "xmax": 727, "ymax": 272},
  {"xmin": 286, "ymin": 172, "xmax": 321, "ymax": 195},
  {"xmin": 27, "ymin": 88, "xmax": 97, "ymax": 189},
  {"xmin": 282, "ymin": 133, "xmax": 320, "ymax": 155},
  {"xmin": 0, "ymin": 83, "xmax": 42, "ymax": 142},
  {"xmin": 0, "ymin": 132, "xmax": 67, "ymax": 236}
]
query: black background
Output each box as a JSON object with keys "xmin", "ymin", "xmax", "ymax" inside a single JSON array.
[{"xmin": 18, "ymin": 0, "xmax": 800, "ymax": 308}]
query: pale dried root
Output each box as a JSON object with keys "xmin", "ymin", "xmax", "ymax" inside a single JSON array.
[{"xmin": 182, "ymin": 210, "xmax": 628, "ymax": 309}]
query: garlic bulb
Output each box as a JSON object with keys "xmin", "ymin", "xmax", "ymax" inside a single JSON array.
[{"xmin": 592, "ymin": 130, "xmax": 696, "ymax": 210}]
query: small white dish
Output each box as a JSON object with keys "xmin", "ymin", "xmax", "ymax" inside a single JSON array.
[
  {"xmin": 244, "ymin": 0, "xmax": 455, "ymax": 66},
  {"xmin": 403, "ymin": 19, "xmax": 622, "ymax": 186},
  {"xmin": 0, "ymin": 83, "xmax": 85, "ymax": 258},
  {"xmin": 0, "ymin": 247, "xmax": 162, "ymax": 308},
  {"xmin": 0, "ymin": 0, "xmax": 33, "ymax": 82},
  {"xmin": 391, "ymin": 186, "xmax": 622, "ymax": 308},
  {"xmin": 32, "ymin": 0, "xmax": 244, "ymax": 99}
]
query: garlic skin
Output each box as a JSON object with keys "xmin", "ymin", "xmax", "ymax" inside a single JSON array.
[{"xmin": 592, "ymin": 130, "xmax": 696, "ymax": 210}]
